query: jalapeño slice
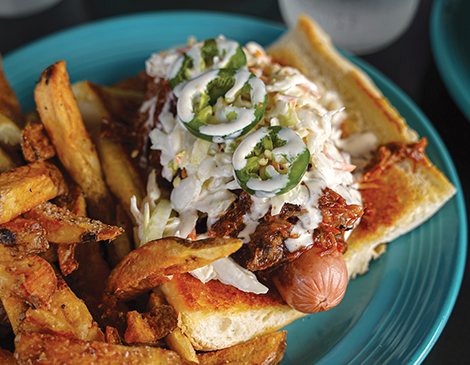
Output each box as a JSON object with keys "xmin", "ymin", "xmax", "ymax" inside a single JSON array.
[
  {"xmin": 169, "ymin": 38, "xmax": 247, "ymax": 97},
  {"xmin": 176, "ymin": 68, "xmax": 267, "ymax": 143},
  {"xmin": 233, "ymin": 126, "xmax": 310, "ymax": 198}
]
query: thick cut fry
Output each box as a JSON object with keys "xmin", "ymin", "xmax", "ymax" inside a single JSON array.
[
  {"xmin": 98, "ymin": 136, "xmax": 145, "ymax": 224},
  {"xmin": 0, "ymin": 256, "xmax": 57, "ymax": 310},
  {"xmin": 20, "ymin": 274, "xmax": 104, "ymax": 342},
  {"xmin": 72, "ymin": 81, "xmax": 145, "ymax": 222},
  {"xmin": 197, "ymin": 331, "xmax": 287, "ymax": 365},
  {"xmin": 56, "ymin": 244, "xmax": 78, "ymax": 276},
  {"xmin": 34, "ymin": 60, "xmax": 113, "ymax": 223},
  {"xmin": 0, "ymin": 146, "xmax": 16, "ymax": 173},
  {"xmin": 0, "ymin": 217, "xmax": 49, "ymax": 261},
  {"xmin": 0, "ymin": 348, "xmax": 16, "ymax": 365},
  {"xmin": 0, "ymin": 55, "xmax": 23, "ymax": 127},
  {"xmin": 52, "ymin": 182, "xmax": 88, "ymax": 275},
  {"xmin": 1, "ymin": 296, "xmax": 28, "ymax": 335},
  {"xmin": 0, "ymin": 161, "xmax": 67, "ymax": 224},
  {"xmin": 72, "ymin": 80, "xmax": 145, "ymax": 142},
  {"xmin": 124, "ymin": 303, "xmax": 177, "ymax": 345},
  {"xmin": 14, "ymin": 332, "xmax": 194, "ymax": 365},
  {"xmin": 105, "ymin": 326, "xmax": 122, "ymax": 344},
  {"xmin": 66, "ymin": 241, "xmax": 128, "ymax": 333},
  {"xmin": 0, "ymin": 256, "xmax": 57, "ymax": 335},
  {"xmin": 166, "ymin": 327, "xmax": 199, "ymax": 364},
  {"xmin": 52, "ymin": 180, "xmax": 87, "ymax": 216},
  {"xmin": 104, "ymin": 237, "xmax": 243, "ymax": 304},
  {"xmin": 0, "ymin": 113, "xmax": 22, "ymax": 147},
  {"xmin": 106, "ymin": 204, "xmax": 134, "ymax": 268},
  {"xmin": 21, "ymin": 122, "xmax": 56, "ymax": 162},
  {"xmin": 23, "ymin": 202, "xmax": 123, "ymax": 245}
]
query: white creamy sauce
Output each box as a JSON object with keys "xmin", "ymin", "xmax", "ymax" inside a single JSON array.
[
  {"xmin": 177, "ymin": 69, "xmax": 267, "ymax": 142},
  {"xmin": 136, "ymin": 37, "xmax": 367, "ymax": 293},
  {"xmin": 177, "ymin": 70, "xmax": 220, "ymax": 122},
  {"xmin": 169, "ymin": 36, "xmax": 243, "ymax": 97}
]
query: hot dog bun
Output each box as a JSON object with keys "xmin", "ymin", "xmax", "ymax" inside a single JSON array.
[
  {"xmin": 159, "ymin": 273, "xmax": 304, "ymax": 351},
  {"xmin": 267, "ymin": 15, "xmax": 456, "ymax": 278},
  {"xmin": 158, "ymin": 15, "xmax": 456, "ymax": 351}
]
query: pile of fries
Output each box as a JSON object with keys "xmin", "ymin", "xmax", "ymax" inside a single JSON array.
[{"xmin": 0, "ymin": 56, "xmax": 287, "ymax": 364}]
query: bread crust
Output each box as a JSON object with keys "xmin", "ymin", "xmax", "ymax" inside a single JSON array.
[
  {"xmin": 267, "ymin": 15, "xmax": 455, "ymax": 278},
  {"xmin": 160, "ymin": 274, "xmax": 304, "ymax": 351},
  {"xmin": 159, "ymin": 15, "xmax": 456, "ymax": 351}
]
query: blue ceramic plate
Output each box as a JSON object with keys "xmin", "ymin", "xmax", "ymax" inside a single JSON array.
[
  {"xmin": 431, "ymin": 0, "xmax": 470, "ymax": 121},
  {"xmin": 3, "ymin": 11, "xmax": 466, "ymax": 365}
]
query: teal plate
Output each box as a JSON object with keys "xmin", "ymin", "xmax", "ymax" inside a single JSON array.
[
  {"xmin": 3, "ymin": 11, "xmax": 466, "ymax": 365},
  {"xmin": 431, "ymin": 0, "xmax": 470, "ymax": 121}
]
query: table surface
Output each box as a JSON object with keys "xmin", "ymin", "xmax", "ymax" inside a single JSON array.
[{"xmin": 1, "ymin": 0, "xmax": 468, "ymax": 364}]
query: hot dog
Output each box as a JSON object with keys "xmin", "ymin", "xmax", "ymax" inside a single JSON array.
[
  {"xmin": 107, "ymin": 14, "xmax": 456, "ymax": 353},
  {"xmin": 272, "ymin": 245, "xmax": 348, "ymax": 313}
]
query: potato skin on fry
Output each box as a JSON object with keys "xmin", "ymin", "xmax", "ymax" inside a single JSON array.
[
  {"xmin": 23, "ymin": 202, "xmax": 123, "ymax": 245},
  {"xmin": 0, "ymin": 55, "xmax": 23, "ymax": 127},
  {"xmin": 0, "ymin": 161, "xmax": 67, "ymax": 224},
  {"xmin": 104, "ymin": 236, "xmax": 243, "ymax": 304},
  {"xmin": 197, "ymin": 331, "xmax": 287, "ymax": 365},
  {"xmin": 14, "ymin": 332, "xmax": 195, "ymax": 365},
  {"xmin": 0, "ymin": 255, "xmax": 57, "ymax": 313},
  {"xmin": 34, "ymin": 60, "xmax": 113, "ymax": 223},
  {"xmin": 0, "ymin": 348, "xmax": 16, "ymax": 365},
  {"xmin": 0, "ymin": 217, "xmax": 49, "ymax": 261},
  {"xmin": 20, "ymin": 274, "xmax": 105, "ymax": 342},
  {"xmin": 21, "ymin": 122, "xmax": 56, "ymax": 162}
]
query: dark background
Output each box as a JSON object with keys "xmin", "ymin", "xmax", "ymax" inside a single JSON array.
[{"xmin": 1, "ymin": 0, "xmax": 468, "ymax": 363}]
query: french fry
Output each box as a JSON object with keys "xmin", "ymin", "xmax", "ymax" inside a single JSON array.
[
  {"xmin": 56, "ymin": 244, "xmax": 78, "ymax": 276},
  {"xmin": 0, "ymin": 217, "xmax": 49, "ymax": 261},
  {"xmin": 0, "ymin": 161, "xmax": 67, "ymax": 224},
  {"xmin": 105, "ymin": 326, "xmax": 122, "ymax": 344},
  {"xmin": 0, "ymin": 55, "xmax": 23, "ymax": 128},
  {"xmin": 52, "ymin": 183, "xmax": 87, "ymax": 276},
  {"xmin": 106, "ymin": 204, "xmax": 134, "ymax": 268},
  {"xmin": 72, "ymin": 80, "xmax": 144, "ymax": 142},
  {"xmin": 1, "ymin": 296, "xmax": 28, "ymax": 335},
  {"xmin": 72, "ymin": 81, "xmax": 146, "ymax": 223},
  {"xmin": 0, "ymin": 146, "xmax": 16, "ymax": 173},
  {"xmin": 52, "ymin": 180, "xmax": 87, "ymax": 216},
  {"xmin": 14, "ymin": 332, "xmax": 195, "ymax": 365},
  {"xmin": 124, "ymin": 297, "xmax": 177, "ymax": 345},
  {"xmin": 20, "ymin": 274, "xmax": 104, "ymax": 342},
  {"xmin": 104, "ymin": 237, "xmax": 243, "ymax": 304},
  {"xmin": 34, "ymin": 60, "xmax": 113, "ymax": 223},
  {"xmin": 166, "ymin": 327, "xmax": 200, "ymax": 364},
  {"xmin": 0, "ymin": 348, "xmax": 16, "ymax": 365},
  {"xmin": 143, "ymin": 291, "xmax": 200, "ymax": 363},
  {"xmin": 98, "ymin": 136, "xmax": 145, "ymax": 224},
  {"xmin": 197, "ymin": 331, "xmax": 287, "ymax": 365},
  {"xmin": 21, "ymin": 121, "xmax": 56, "ymax": 162},
  {"xmin": 0, "ymin": 256, "xmax": 57, "ymax": 309},
  {"xmin": 66, "ymin": 241, "xmax": 128, "ymax": 333},
  {"xmin": 0, "ymin": 113, "xmax": 22, "ymax": 147},
  {"xmin": 22, "ymin": 202, "xmax": 123, "ymax": 245},
  {"xmin": 0, "ymin": 256, "xmax": 57, "ymax": 336}
]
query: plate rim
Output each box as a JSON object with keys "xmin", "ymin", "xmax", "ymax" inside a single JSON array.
[
  {"xmin": 2, "ymin": 10, "xmax": 467, "ymax": 364},
  {"xmin": 430, "ymin": 0, "xmax": 470, "ymax": 121}
]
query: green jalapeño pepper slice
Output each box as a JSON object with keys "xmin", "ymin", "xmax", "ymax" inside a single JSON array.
[
  {"xmin": 176, "ymin": 68, "xmax": 267, "ymax": 143},
  {"xmin": 233, "ymin": 126, "xmax": 310, "ymax": 198},
  {"xmin": 169, "ymin": 38, "xmax": 247, "ymax": 97}
]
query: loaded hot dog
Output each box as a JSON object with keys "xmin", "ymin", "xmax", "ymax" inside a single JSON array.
[
  {"xmin": 102, "ymin": 15, "xmax": 456, "ymax": 353},
  {"xmin": 125, "ymin": 35, "xmax": 364, "ymax": 314}
]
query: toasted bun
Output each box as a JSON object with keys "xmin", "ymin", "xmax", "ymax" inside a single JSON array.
[
  {"xmin": 160, "ymin": 15, "xmax": 456, "ymax": 351},
  {"xmin": 267, "ymin": 15, "xmax": 456, "ymax": 278},
  {"xmin": 160, "ymin": 274, "xmax": 304, "ymax": 351}
]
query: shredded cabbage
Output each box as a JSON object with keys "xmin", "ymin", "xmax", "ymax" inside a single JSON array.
[{"xmin": 131, "ymin": 38, "xmax": 365, "ymax": 294}]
